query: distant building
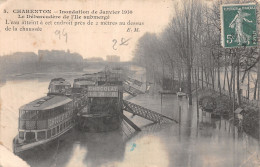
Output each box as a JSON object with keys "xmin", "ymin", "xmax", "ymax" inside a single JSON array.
[
  {"xmin": 106, "ymin": 55, "xmax": 120, "ymax": 62},
  {"xmin": 38, "ymin": 50, "xmax": 83, "ymax": 63},
  {"xmin": 86, "ymin": 57, "xmax": 104, "ymax": 62}
]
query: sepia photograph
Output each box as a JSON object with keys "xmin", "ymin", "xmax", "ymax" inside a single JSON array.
[{"xmin": 1, "ymin": 0, "xmax": 260, "ymax": 166}]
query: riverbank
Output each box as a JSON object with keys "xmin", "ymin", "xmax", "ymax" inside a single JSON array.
[{"xmin": 198, "ymin": 88, "xmax": 260, "ymax": 139}]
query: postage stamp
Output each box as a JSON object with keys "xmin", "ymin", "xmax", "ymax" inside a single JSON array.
[{"xmin": 221, "ymin": 3, "xmax": 257, "ymax": 48}]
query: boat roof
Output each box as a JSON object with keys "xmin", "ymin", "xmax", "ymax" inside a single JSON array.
[
  {"xmin": 74, "ymin": 77, "xmax": 94, "ymax": 81},
  {"xmin": 51, "ymin": 78, "xmax": 65, "ymax": 82},
  {"xmin": 20, "ymin": 95, "xmax": 72, "ymax": 111},
  {"xmin": 50, "ymin": 80, "xmax": 71, "ymax": 86},
  {"xmin": 74, "ymin": 80, "xmax": 95, "ymax": 86}
]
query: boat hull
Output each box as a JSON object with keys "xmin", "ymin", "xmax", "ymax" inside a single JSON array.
[
  {"xmin": 13, "ymin": 124, "xmax": 74, "ymax": 154},
  {"xmin": 77, "ymin": 113, "xmax": 121, "ymax": 132}
]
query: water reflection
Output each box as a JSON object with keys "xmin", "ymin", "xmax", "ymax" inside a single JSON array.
[
  {"xmin": 78, "ymin": 130, "xmax": 126, "ymax": 167},
  {"xmin": 129, "ymin": 94, "xmax": 260, "ymax": 167},
  {"xmin": 19, "ymin": 127, "xmax": 131, "ymax": 167}
]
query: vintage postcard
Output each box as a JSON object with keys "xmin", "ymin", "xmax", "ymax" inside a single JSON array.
[{"xmin": 1, "ymin": 0, "xmax": 260, "ymax": 167}]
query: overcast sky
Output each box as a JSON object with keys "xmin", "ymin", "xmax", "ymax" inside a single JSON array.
[{"xmin": 0, "ymin": 0, "xmax": 174, "ymax": 61}]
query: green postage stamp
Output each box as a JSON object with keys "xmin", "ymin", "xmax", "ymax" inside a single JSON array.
[{"xmin": 221, "ymin": 3, "xmax": 257, "ymax": 48}]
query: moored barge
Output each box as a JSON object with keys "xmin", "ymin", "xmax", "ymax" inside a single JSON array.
[
  {"xmin": 13, "ymin": 95, "xmax": 75, "ymax": 153},
  {"xmin": 13, "ymin": 78, "xmax": 85, "ymax": 154},
  {"xmin": 77, "ymin": 68, "xmax": 124, "ymax": 132}
]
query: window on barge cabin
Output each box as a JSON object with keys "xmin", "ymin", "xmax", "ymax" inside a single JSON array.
[
  {"xmin": 37, "ymin": 110, "xmax": 49, "ymax": 120},
  {"xmin": 61, "ymin": 105, "xmax": 65, "ymax": 114},
  {"xmin": 56, "ymin": 85, "xmax": 66, "ymax": 93},
  {"xmin": 60, "ymin": 124, "xmax": 63, "ymax": 131},
  {"xmin": 48, "ymin": 106, "xmax": 64, "ymax": 118},
  {"xmin": 25, "ymin": 132, "xmax": 35, "ymax": 141},
  {"xmin": 47, "ymin": 130, "xmax": 51, "ymax": 138},
  {"xmin": 19, "ymin": 110, "xmax": 25, "ymax": 118},
  {"xmin": 37, "ymin": 131, "xmax": 46, "ymax": 140},
  {"xmin": 20, "ymin": 110, "xmax": 38, "ymax": 120},
  {"xmin": 57, "ymin": 126, "xmax": 60, "ymax": 133},
  {"xmin": 49, "ymin": 109, "xmax": 55, "ymax": 117},
  {"xmin": 49, "ymin": 84, "xmax": 57, "ymax": 93},
  {"xmin": 19, "ymin": 131, "xmax": 24, "ymax": 140},
  {"xmin": 53, "ymin": 106, "xmax": 65, "ymax": 116},
  {"xmin": 52, "ymin": 128, "xmax": 56, "ymax": 136}
]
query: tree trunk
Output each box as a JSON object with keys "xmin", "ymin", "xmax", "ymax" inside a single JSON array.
[
  {"xmin": 197, "ymin": 66, "xmax": 200, "ymax": 88},
  {"xmin": 211, "ymin": 67, "xmax": 215, "ymax": 90},
  {"xmin": 170, "ymin": 61, "xmax": 175, "ymax": 90},
  {"xmin": 201, "ymin": 62, "xmax": 204, "ymax": 88},
  {"xmin": 247, "ymin": 71, "xmax": 250, "ymax": 99},
  {"xmin": 223, "ymin": 68, "xmax": 226, "ymax": 90},
  {"xmin": 230, "ymin": 66, "xmax": 233, "ymax": 93},
  {"xmin": 223, "ymin": 51, "xmax": 227, "ymax": 90},
  {"xmin": 162, "ymin": 62, "xmax": 165, "ymax": 81},
  {"xmin": 205, "ymin": 69, "xmax": 209, "ymax": 88},
  {"xmin": 187, "ymin": 62, "xmax": 192, "ymax": 105},
  {"xmin": 236, "ymin": 57, "xmax": 241, "ymax": 106},
  {"xmin": 218, "ymin": 57, "xmax": 221, "ymax": 95},
  {"xmin": 178, "ymin": 68, "xmax": 181, "ymax": 89},
  {"xmin": 226, "ymin": 68, "xmax": 232, "ymax": 101}
]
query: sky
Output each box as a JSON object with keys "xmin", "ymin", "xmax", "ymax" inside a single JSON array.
[{"xmin": 0, "ymin": 0, "xmax": 174, "ymax": 61}]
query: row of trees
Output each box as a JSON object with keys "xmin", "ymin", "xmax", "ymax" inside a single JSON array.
[{"xmin": 133, "ymin": 0, "xmax": 260, "ymax": 105}]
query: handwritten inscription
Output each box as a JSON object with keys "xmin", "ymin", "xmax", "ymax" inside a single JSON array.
[
  {"xmin": 55, "ymin": 29, "xmax": 68, "ymax": 43},
  {"xmin": 112, "ymin": 38, "xmax": 131, "ymax": 50}
]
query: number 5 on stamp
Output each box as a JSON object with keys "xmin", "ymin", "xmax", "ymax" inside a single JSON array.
[{"xmin": 221, "ymin": 3, "xmax": 257, "ymax": 48}]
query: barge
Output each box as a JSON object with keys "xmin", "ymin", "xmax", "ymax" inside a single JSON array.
[
  {"xmin": 13, "ymin": 78, "xmax": 86, "ymax": 154},
  {"xmin": 76, "ymin": 69, "xmax": 124, "ymax": 132}
]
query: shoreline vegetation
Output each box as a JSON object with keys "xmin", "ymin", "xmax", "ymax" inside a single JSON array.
[
  {"xmin": 198, "ymin": 88, "xmax": 260, "ymax": 139},
  {"xmin": 149, "ymin": 77, "xmax": 259, "ymax": 139}
]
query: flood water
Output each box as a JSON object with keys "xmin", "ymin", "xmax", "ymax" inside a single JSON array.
[{"xmin": 1, "ymin": 70, "xmax": 260, "ymax": 167}]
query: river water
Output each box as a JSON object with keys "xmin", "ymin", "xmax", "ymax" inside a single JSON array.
[{"xmin": 1, "ymin": 69, "xmax": 260, "ymax": 167}]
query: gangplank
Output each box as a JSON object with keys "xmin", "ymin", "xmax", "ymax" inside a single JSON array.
[
  {"xmin": 123, "ymin": 83, "xmax": 145, "ymax": 96},
  {"xmin": 123, "ymin": 100, "xmax": 177, "ymax": 123},
  {"xmin": 126, "ymin": 77, "xmax": 143, "ymax": 86}
]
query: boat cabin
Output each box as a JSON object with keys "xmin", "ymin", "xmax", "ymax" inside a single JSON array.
[
  {"xmin": 73, "ymin": 78, "xmax": 96, "ymax": 89},
  {"xmin": 18, "ymin": 95, "xmax": 74, "ymax": 142},
  {"xmin": 96, "ymin": 70, "xmax": 124, "ymax": 86},
  {"xmin": 48, "ymin": 78, "xmax": 71, "ymax": 95},
  {"xmin": 82, "ymin": 73, "xmax": 98, "ymax": 82}
]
